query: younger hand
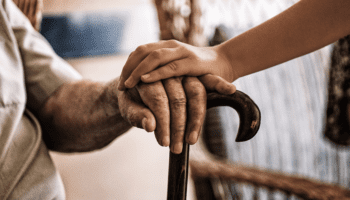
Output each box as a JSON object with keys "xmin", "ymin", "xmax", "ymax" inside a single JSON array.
[{"xmin": 117, "ymin": 40, "xmax": 236, "ymax": 91}]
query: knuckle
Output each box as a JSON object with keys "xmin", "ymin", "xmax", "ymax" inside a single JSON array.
[
  {"xmin": 170, "ymin": 97, "xmax": 187, "ymax": 106},
  {"xmin": 163, "ymin": 76, "xmax": 182, "ymax": 85},
  {"xmin": 167, "ymin": 62, "xmax": 179, "ymax": 72},
  {"xmin": 178, "ymin": 124, "xmax": 186, "ymax": 132},
  {"xmin": 177, "ymin": 45, "xmax": 187, "ymax": 52},
  {"xmin": 168, "ymin": 39, "xmax": 179, "ymax": 46},
  {"xmin": 172, "ymin": 76, "xmax": 183, "ymax": 82},
  {"xmin": 150, "ymin": 93, "xmax": 168, "ymax": 106},
  {"xmin": 120, "ymin": 108, "xmax": 127, "ymax": 119},
  {"xmin": 172, "ymin": 125, "xmax": 186, "ymax": 137},
  {"xmin": 128, "ymin": 113, "xmax": 138, "ymax": 126},
  {"xmin": 185, "ymin": 80, "xmax": 205, "ymax": 96},
  {"xmin": 193, "ymin": 114, "xmax": 205, "ymax": 126},
  {"xmin": 119, "ymin": 104, "xmax": 128, "ymax": 119},
  {"xmin": 170, "ymin": 97, "xmax": 187, "ymax": 110},
  {"xmin": 188, "ymin": 86, "xmax": 203, "ymax": 97},
  {"xmin": 192, "ymin": 119, "xmax": 202, "ymax": 127},
  {"xmin": 128, "ymin": 51, "xmax": 134, "ymax": 58},
  {"xmin": 150, "ymin": 50, "xmax": 162, "ymax": 60},
  {"xmin": 124, "ymin": 109, "xmax": 139, "ymax": 127},
  {"xmin": 135, "ymin": 45, "xmax": 148, "ymax": 55}
]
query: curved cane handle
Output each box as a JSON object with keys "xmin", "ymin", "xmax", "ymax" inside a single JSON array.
[
  {"xmin": 207, "ymin": 90, "xmax": 261, "ymax": 142},
  {"xmin": 167, "ymin": 90, "xmax": 261, "ymax": 200}
]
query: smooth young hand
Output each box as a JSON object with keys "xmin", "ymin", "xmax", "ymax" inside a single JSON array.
[{"xmin": 117, "ymin": 40, "xmax": 237, "ymax": 91}]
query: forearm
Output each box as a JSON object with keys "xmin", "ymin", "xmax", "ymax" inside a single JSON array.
[
  {"xmin": 218, "ymin": 0, "xmax": 350, "ymax": 80},
  {"xmin": 38, "ymin": 79, "xmax": 132, "ymax": 152}
]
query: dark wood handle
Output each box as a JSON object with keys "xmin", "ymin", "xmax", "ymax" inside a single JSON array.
[
  {"xmin": 206, "ymin": 90, "xmax": 261, "ymax": 142},
  {"xmin": 167, "ymin": 90, "xmax": 261, "ymax": 200}
]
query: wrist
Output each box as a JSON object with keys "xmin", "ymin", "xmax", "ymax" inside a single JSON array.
[
  {"xmin": 214, "ymin": 43, "xmax": 242, "ymax": 83},
  {"xmin": 103, "ymin": 78, "xmax": 121, "ymax": 110}
]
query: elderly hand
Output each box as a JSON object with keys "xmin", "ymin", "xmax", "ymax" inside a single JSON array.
[
  {"xmin": 118, "ymin": 76, "xmax": 208, "ymax": 154},
  {"xmin": 40, "ymin": 74, "xmax": 231, "ymax": 153},
  {"xmin": 41, "ymin": 77, "xmax": 205, "ymax": 154}
]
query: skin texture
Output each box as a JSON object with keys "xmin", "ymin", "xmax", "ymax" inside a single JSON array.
[
  {"xmin": 117, "ymin": 0, "xmax": 350, "ymax": 88},
  {"xmin": 117, "ymin": 40, "xmax": 235, "ymax": 91},
  {"xmin": 37, "ymin": 77, "xmax": 209, "ymax": 154}
]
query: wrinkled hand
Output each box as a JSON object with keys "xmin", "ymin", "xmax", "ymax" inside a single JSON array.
[
  {"xmin": 39, "ymin": 74, "xmax": 233, "ymax": 153},
  {"xmin": 117, "ymin": 40, "xmax": 236, "ymax": 92},
  {"xmin": 118, "ymin": 76, "xmax": 208, "ymax": 154}
]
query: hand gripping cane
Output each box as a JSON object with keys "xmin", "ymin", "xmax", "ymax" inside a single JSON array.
[{"xmin": 167, "ymin": 90, "xmax": 261, "ymax": 200}]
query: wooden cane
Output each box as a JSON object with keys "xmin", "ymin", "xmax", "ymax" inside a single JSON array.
[{"xmin": 167, "ymin": 90, "xmax": 261, "ymax": 200}]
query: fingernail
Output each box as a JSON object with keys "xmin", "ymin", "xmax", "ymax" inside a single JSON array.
[
  {"xmin": 225, "ymin": 84, "xmax": 235, "ymax": 94},
  {"xmin": 142, "ymin": 118, "xmax": 147, "ymax": 130},
  {"xmin": 189, "ymin": 132, "xmax": 198, "ymax": 144},
  {"xmin": 162, "ymin": 137, "xmax": 170, "ymax": 147},
  {"xmin": 172, "ymin": 143, "xmax": 183, "ymax": 154},
  {"xmin": 217, "ymin": 82, "xmax": 227, "ymax": 94},
  {"xmin": 141, "ymin": 74, "xmax": 150, "ymax": 81},
  {"xmin": 124, "ymin": 77, "xmax": 134, "ymax": 88}
]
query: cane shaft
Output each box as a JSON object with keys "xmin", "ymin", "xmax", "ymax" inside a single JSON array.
[
  {"xmin": 167, "ymin": 143, "xmax": 190, "ymax": 200},
  {"xmin": 167, "ymin": 91, "xmax": 261, "ymax": 200}
]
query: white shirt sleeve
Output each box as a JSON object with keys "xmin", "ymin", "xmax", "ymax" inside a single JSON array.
[{"xmin": 3, "ymin": 0, "xmax": 83, "ymax": 111}]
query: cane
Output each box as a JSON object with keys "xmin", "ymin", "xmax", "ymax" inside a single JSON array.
[{"xmin": 166, "ymin": 90, "xmax": 261, "ymax": 200}]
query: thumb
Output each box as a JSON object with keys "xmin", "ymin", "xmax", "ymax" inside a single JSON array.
[
  {"xmin": 130, "ymin": 107, "xmax": 156, "ymax": 132},
  {"xmin": 119, "ymin": 91, "xmax": 156, "ymax": 132},
  {"xmin": 198, "ymin": 74, "xmax": 236, "ymax": 94}
]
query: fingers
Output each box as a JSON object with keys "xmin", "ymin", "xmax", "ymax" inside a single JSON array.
[
  {"xmin": 183, "ymin": 77, "xmax": 207, "ymax": 145},
  {"xmin": 199, "ymin": 74, "xmax": 236, "ymax": 94},
  {"xmin": 117, "ymin": 89, "xmax": 156, "ymax": 132},
  {"xmin": 124, "ymin": 47, "xmax": 188, "ymax": 89},
  {"xmin": 118, "ymin": 40, "xmax": 181, "ymax": 91},
  {"xmin": 162, "ymin": 77, "xmax": 187, "ymax": 154},
  {"xmin": 136, "ymin": 81, "xmax": 171, "ymax": 147},
  {"xmin": 140, "ymin": 59, "xmax": 193, "ymax": 83}
]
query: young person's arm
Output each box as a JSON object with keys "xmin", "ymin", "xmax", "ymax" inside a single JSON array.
[
  {"xmin": 117, "ymin": 0, "xmax": 350, "ymax": 89},
  {"xmin": 218, "ymin": 0, "xmax": 350, "ymax": 81}
]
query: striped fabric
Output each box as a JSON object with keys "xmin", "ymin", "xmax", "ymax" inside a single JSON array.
[{"xmin": 202, "ymin": 0, "xmax": 349, "ymax": 199}]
